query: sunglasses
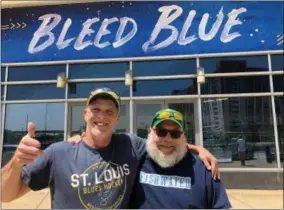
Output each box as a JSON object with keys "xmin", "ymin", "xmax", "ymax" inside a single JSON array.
[
  {"xmin": 158, "ymin": 110, "xmax": 183, "ymax": 121},
  {"xmin": 153, "ymin": 128, "xmax": 184, "ymax": 139}
]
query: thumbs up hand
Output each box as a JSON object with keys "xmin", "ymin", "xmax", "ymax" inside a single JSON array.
[{"xmin": 14, "ymin": 122, "xmax": 43, "ymax": 166}]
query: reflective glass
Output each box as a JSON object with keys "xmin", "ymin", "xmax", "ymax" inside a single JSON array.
[
  {"xmin": 135, "ymin": 103, "xmax": 162, "ymax": 138},
  {"xmin": 201, "ymin": 76, "xmax": 270, "ymax": 94},
  {"xmin": 200, "ymin": 56, "xmax": 268, "ymax": 73},
  {"xmin": 133, "ymin": 79, "xmax": 197, "ymax": 96},
  {"xmin": 68, "ymin": 82, "xmax": 129, "ymax": 98},
  {"xmin": 202, "ymin": 97, "xmax": 277, "ymax": 168},
  {"xmin": 271, "ymin": 54, "xmax": 284, "ymax": 71},
  {"xmin": 1, "ymin": 67, "xmax": 5, "ymax": 82},
  {"xmin": 7, "ymin": 84, "xmax": 65, "ymax": 100},
  {"xmin": 1, "ymin": 85, "xmax": 4, "ymax": 101},
  {"xmin": 275, "ymin": 96, "xmax": 284, "ymax": 167},
  {"xmin": 69, "ymin": 63, "xmax": 128, "ymax": 79},
  {"xmin": 273, "ymin": 75, "xmax": 284, "ymax": 92},
  {"xmin": 3, "ymin": 103, "xmax": 65, "ymax": 165},
  {"xmin": 133, "ymin": 59, "xmax": 197, "ymax": 76},
  {"xmin": 8, "ymin": 65, "xmax": 65, "ymax": 81}
]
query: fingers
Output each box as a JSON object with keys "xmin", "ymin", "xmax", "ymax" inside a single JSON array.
[
  {"xmin": 67, "ymin": 135, "xmax": 82, "ymax": 143},
  {"xmin": 210, "ymin": 158, "xmax": 217, "ymax": 180},
  {"xmin": 27, "ymin": 122, "xmax": 36, "ymax": 138},
  {"xmin": 203, "ymin": 159, "xmax": 211, "ymax": 170},
  {"xmin": 22, "ymin": 135, "xmax": 41, "ymax": 148},
  {"xmin": 15, "ymin": 134, "xmax": 42, "ymax": 166}
]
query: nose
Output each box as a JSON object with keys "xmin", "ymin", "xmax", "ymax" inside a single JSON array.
[{"xmin": 164, "ymin": 132, "xmax": 173, "ymax": 141}]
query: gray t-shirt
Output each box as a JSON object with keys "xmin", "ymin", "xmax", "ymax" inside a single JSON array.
[{"xmin": 21, "ymin": 134, "xmax": 146, "ymax": 209}]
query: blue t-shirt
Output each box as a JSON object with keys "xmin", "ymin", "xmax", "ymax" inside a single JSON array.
[
  {"xmin": 21, "ymin": 133, "xmax": 145, "ymax": 209},
  {"xmin": 130, "ymin": 151, "xmax": 232, "ymax": 209}
]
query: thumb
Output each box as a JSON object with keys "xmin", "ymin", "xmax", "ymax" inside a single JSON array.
[
  {"xmin": 203, "ymin": 159, "xmax": 212, "ymax": 170},
  {"xmin": 27, "ymin": 122, "xmax": 36, "ymax": 138}
]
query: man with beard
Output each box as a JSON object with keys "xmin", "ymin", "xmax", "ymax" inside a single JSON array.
[
  {"xmin": 2, "ymin": 88, "xmax": 220, "ymax": 209},
  {"xmin": 129, "ymin": 108, "xmax": 232, "ymax": 209}
]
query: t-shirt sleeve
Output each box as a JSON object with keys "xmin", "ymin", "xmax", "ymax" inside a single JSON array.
[
  {"xmin": 128, "ymin": 134, "xmax": 146, "ymax": 161},
  {"xmin": 205, "ymin": 170, "xmax": 232, "ymax": 209},
  {"xmin": 21, "ymin": 145, "xmax": 54, "ymax": 191}
]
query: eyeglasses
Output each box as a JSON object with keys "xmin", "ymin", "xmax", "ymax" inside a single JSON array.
[{"xmin": 153, "ymin": 128, "xmax": 184, "ymax": 139}]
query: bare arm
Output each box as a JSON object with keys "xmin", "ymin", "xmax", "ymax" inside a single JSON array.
[
  {"xmin": 1, "ymin": 156, "xmax": 31, "ymax": 202},
  {"xmin": 2, "ymin": 122, "xmax": 42, "ymax": 202}
]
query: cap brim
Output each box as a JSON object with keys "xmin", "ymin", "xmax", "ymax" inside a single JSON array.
[
  {"xmin": 153, "ymin": 118, "xmax": 183, "ymax": 129},
  {"xmin": 86, "ymin": 92, "xmax": 120, "ymax": 110}
]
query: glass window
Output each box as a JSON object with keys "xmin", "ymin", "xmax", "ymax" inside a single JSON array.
[
  {"xmin": 275, "ymin": 96, "xmax": 284, "ymax": 167},
  {"xmin": 8, "ymin": 65, "xmax": 66, "ymax": 81},
  {"xmin": 133, "ymin": 79, "xmax": 197, "ymax": 96},
  {"xmin": 273, "ymin": 75, "xmax": 284, "ymax": 92},
  {"xmin": 1, "ymin": 85, "xmax": 4, "ymax": 101},
  {"xmin": 133, "ymin": 59, "xmax": 197, "ymax": 76},
  {"xmin": 68, "ymin": 82, "xmax": 129, "ymax": 98},
  {"xmin": 3, "ymin": 103, "xmax": 65, "ymax": 165},
  {"xmin": 200, "ymin": 55, "xmax": 268, "ymax": 73},
  {"xmin": 1, "ymin": 67, "xmax": 5, "ymax": 82},
  {"xmin": 271, "ymin": 54, "xmax": 284, "ymax": 71},
  {"xmin": 201, "ymin": 76, "xmax": 270, "ymax": 94},
  {"xmin": 69, "ymin": 63, "xmax": 128, "ymax": 79},
  {"xmin": 202, "ymin": 96, "xmax": 277, "ymax": 168},
  {"xmin": 7, "ymin": 84, "xmax": 65, "ymax": 100}
]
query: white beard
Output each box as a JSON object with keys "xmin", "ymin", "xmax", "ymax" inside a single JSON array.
[{"xmin": 146, "ymin": 133, "xmax": 187, "ymax": 168}]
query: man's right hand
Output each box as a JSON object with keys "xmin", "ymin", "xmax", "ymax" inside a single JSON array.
[{"xmin": 14, "ymin": 122, "xmax": 43, "ymax": 166}]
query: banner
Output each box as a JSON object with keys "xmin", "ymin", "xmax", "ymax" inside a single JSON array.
[{"xmin": 1, "ymin": 1, "xmax": 283, "ymax": 63}]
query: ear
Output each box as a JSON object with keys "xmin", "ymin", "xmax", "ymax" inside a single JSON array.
[{"xmin": 83, "ymin": 108, "xmax": 88, "ymax": 121}]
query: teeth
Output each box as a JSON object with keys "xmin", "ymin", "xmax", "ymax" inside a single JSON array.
[{"xmin": 94, "ymin": 122, "xmax": 108, "ymax": 126}]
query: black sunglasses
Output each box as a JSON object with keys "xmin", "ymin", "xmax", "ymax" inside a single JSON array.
[{"xmin": 153, "ymin": 128, "xmax": 184, "ymax": 139}]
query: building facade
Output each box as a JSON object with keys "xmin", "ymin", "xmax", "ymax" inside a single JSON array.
[{"xmin": 1, "ymin": 1, "xmax": 283, "ymax": 189}]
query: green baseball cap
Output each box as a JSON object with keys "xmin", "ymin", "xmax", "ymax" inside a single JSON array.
[{"xmin": 151, "ymin": 108, "xmax": 185, "ymax": 129}]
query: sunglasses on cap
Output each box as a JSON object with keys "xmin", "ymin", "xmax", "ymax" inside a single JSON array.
[
  {"xmin": 153, "ymin": 128, "xmax": 184, "ymax": 139},
  {"xmin": 152, "ymin": 109, "xmax": 185, "ymax": 129}
]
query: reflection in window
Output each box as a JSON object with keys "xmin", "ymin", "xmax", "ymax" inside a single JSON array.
[
  {"xmin": 201, "ymin": 76, "xmax": 270, "ymax": 94},
  {"xmin": 1, "ymin": 85, "xmax": 4, "ymax": 101},
  {"xmin": 275, "ymin": 97, "xmax": 284, "ymax": 167},
  {"xmin": 68, "ymin": 82, "xmax": 129, "ymax": 98},
  {"xmin": 133, "ymin": 59, "xmax": 197, "ymax": 76},
  {"xmin": 8, "ymin": 65, "xmax": 65, "ymax": 81},
  {"xmin": 3, "ymin": 103, "xmax": 65, "ymax": 165},
  {"xmin": 1, "ymin": 67, "xmax": 5, "ymax": 82},
  {"xmin": 271, "ymin": 54, "xmax": 284, "ymax": 71},
  {"xmin": 273, "ymin": 75, "xmax": 284, "ymax": 92},
  {"xmin": 133, "ymin": 79, "xmax": 197, "ymax": 96},
  {"xmin": 7, "ymin": 84, "xmax": 65, "ymax": 100},
  {"xmin": 135, "ymin": 103, "xmax": 162, "ymax": 138},
  {"xmin": 69, "ymin": 63, "xmax": 128, "ymax": 79},
  {"xmin": 200, "ymin": 56, "xmax": 268, "ymax": 73},
  {"xmin": 202, "ymin": 97, "xmax": 277, "ymax": 168}
]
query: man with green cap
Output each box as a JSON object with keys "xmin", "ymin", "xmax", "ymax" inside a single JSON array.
[
  {"xmin": 129, "ymin": 108, "xmax": 231, "ymax": 209},
  {"xmin": 2, "ymin": 88, "xmax": 220, "ymax": 209}
]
